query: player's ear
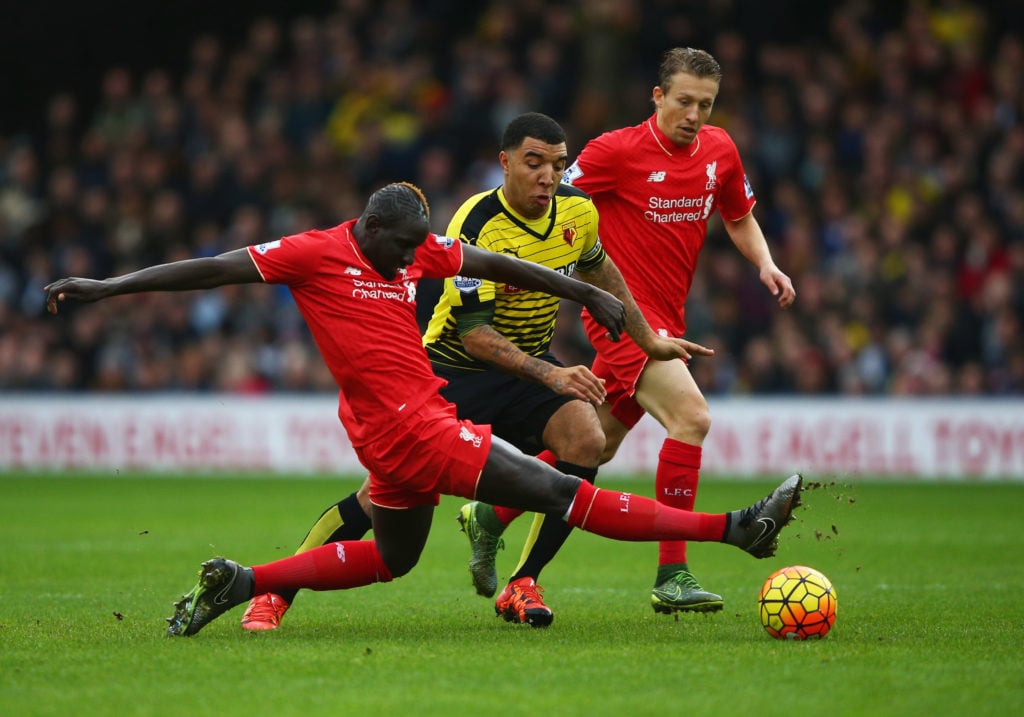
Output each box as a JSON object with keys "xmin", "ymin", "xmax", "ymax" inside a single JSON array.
[
  {"xmin": 652, "ymin": 86, "xmax": 663, "ymax": 107},
  {"xmin": 363, "ymin": 213, "xmax": 383, "ymax": 236}
]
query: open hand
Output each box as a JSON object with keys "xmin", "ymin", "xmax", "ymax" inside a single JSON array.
[
  {"xmin": 546, "ymin": 365, "xmax": 607, "ymax": 406},
  {"xmin": 643, "ymin": 335, "xmax": 715, "ymax": 362}
]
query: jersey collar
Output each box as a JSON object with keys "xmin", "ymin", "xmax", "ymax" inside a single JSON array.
[
  {"xmin": 646, "ymin": 114, "xmax": 701, "ymax": 158},
  {"xmin": 343, "ymin": 220, "xmax": 382, "ymax": 277},
  {"xmin": 495, "ymin": 187, "xmax": 556, "ymax": 241}
]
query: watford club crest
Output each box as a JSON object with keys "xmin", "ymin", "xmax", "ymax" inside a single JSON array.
[{"xmin": 561, "ymin": 221, "xmax": 577, "ymax": 246}]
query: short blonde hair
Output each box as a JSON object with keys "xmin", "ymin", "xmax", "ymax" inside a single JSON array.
[{"xmin": 659, "ymin": 48, "xmax": 722, "ymax": 90}]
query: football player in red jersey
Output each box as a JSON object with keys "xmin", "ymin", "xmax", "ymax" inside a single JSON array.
[
  {"xmin": 45, "ymin": 181, "xmax": 802, "ymax": 637},
  {"xmin": 556, "ymin": 47, "xmax": 797, "ymax": 615}
]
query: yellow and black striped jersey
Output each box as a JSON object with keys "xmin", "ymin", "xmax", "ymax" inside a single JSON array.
[{"xmin": 423, "ymin": 184, "xmax": 606, "ymax": 370}]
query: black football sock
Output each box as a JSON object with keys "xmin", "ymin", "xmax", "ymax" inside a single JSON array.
[{"xmin": 509, "ymin": 462, "xmax": 598, "ymax": 584}]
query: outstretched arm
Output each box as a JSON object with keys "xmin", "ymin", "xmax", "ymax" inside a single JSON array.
[
  {"xmin": 576, "ymin": 255, "xmax": 713, "ymax": 361},
  {"xmin": 45, "ymin": 248, "xmax": 262, "ymax": 314},
  {"xmin": 460, "ymin": 244, "xmax": 625, "ymax": 340},
  {"xmin": 724, "ymin": 213, "xmax": 796, "ymax": 308}
]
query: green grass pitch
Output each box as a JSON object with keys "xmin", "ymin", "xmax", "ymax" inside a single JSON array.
[{"xmin": 2, "ymin": 473, "xmax": 1022, "ymax": 716}]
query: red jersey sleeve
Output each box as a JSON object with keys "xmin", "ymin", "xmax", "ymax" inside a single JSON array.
[
  {"xmin": 716, "ymin": 139, "xmax": 757, "ymax": 222},
  {"xmin": 415, "ymin": 233, "xmax": 464, "ymax": 279},
  {"xmin": 247, "ymin": 230, "xmax": 326, "ymax": 286},
  {"xmin": 564, "ymin": 132, "xmax": 619, "ymax": 195}
]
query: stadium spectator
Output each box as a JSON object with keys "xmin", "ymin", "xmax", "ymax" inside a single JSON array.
[{"xmin": 0, "ymin": 1, "xmax": 1021, "ymax": 398}]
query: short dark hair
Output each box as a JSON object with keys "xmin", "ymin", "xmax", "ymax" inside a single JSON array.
[
  {"xmin": 366, "ymin": 182, "xmax": 430, "ymax": 224},
  {"xmin": 658, "ymin": 47, "xmax": 722, "ymax": 89},
  {"xmin": 500, "ymin": 112, "xmax": 565, "ymax": 151}
]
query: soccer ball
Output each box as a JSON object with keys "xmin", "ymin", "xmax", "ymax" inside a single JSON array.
[{"xmin": 758, "ymin": 565, "xmax": 837, "ymax": 640}]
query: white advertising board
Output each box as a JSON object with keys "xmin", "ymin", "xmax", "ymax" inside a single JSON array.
[{"xmin": 1, "ymin": 395, "xmax": 1021, "ymax": 480}]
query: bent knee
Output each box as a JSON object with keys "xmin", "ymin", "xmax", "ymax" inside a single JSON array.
[
  {"xmin": 663, "ymin": 396, "xmax": 711, "ymax": 441},
  {"xmin": 555, "ymin": 428, "xmax": 604, "ymax": 467},
  {"xmin": 545, "ymin": 405, "xmax": 606, "ymax": 467},
  {"xmin": 598, "ymin": 416, "xmax": 629, "ymax": 465},
  {"xmin": 691, "ymin": 403, "xmax": 711, "ymax": 438},
  {"xmin": 378, "ymin": 551, "xmax": 419, "ymax": 579}
]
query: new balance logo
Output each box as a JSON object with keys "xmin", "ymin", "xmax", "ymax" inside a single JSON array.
[
  {"xmin": 344, "ymin": 266, "xmax": 362, "ymax": 275},
  {"xmin": 647, "ymin": 171, "xmax": 666, "ymax": 182}
]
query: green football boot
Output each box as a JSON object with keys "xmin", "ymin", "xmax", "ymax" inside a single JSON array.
[
  {"xmin": 651, "ymin": 569, "xmax": 724, "ymax": 614},
  {"xmin": 456, "ymin": 502, "xmax": 505, "ymax": 598},
  {"xmin": 166, "ymin": 558, "xmax": 254, "ymax": 637}
]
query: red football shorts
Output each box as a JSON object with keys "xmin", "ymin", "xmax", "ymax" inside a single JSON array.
[
  {"xmin": 584, "ymin": 305, "xmax": 682, "ymax": 430},
  {"xmin": 359, "ymin": 393, "xmax": 492, "ymax": 509}
]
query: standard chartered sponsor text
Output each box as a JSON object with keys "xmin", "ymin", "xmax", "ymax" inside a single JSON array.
[{"xmin": 646, "ymin": 194, "xmax": 708, "ymax": 222}]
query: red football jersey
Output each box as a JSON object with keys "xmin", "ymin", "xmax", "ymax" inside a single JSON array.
[
  {"xmin": 247, "ymin": 220, "xmax": 464, "ymax": 445},
  {"xmin": 564, "ymin": 114, "xmax": 755, "ymax": 335}
]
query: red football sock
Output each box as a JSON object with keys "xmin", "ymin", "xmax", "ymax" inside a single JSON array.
[
  {"xmin": 493, "ymin": 449, "xmax": 558, "ymax": 526},
  {"xmin": 252, "ymin": 541, "xmax": 392, "ymax": 593},
  {"xmin": 656, "ymin": 439, "xmax": 702, "ymax": 565},
  {"xmin": 566, "ymin": 480, "xmax": 725, "ymax": 541}
]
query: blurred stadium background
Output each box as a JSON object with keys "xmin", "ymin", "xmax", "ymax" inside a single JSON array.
[{"xmin": 1, "ymin": 1, "xmax": 1022, "ymax": 479}]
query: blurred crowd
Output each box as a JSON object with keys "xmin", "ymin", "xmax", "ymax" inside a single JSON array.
[{"xmin": 1, "ymin": 0, "xmax": 1022, "ymax": 395}]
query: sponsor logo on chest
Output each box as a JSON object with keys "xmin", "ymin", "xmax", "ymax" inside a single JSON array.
[
  {"xmin": 348, "ymin": 266, "xmax": 416, "ymax": 303},
  {"xmin": 642, "ymin": 166, "xmax": 717, "ymax": 224}
]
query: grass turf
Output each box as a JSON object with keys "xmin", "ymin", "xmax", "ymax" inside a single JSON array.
[{"xmin": 1, "ymin": 473, "xmax": 1022, "ymax": 716}]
